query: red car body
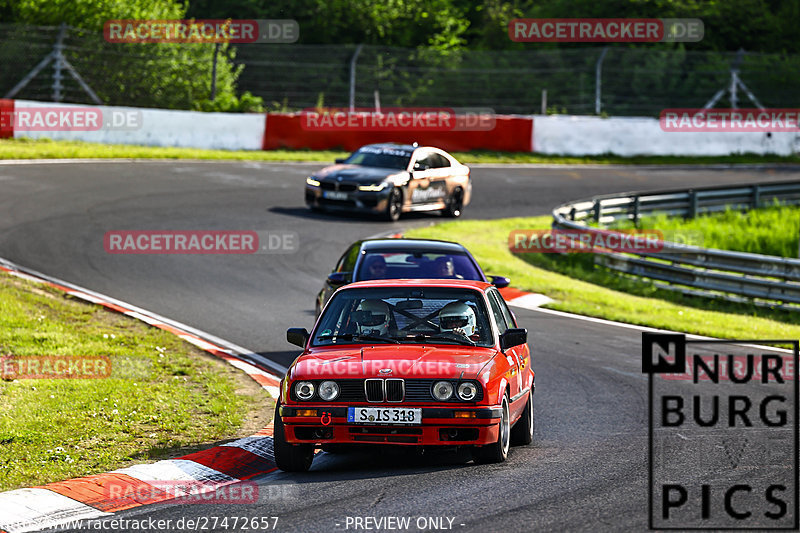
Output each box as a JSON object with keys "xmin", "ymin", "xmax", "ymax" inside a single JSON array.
[{"xmin": 274, "ymin": 279, "xmax": 534, "ymax": 471}]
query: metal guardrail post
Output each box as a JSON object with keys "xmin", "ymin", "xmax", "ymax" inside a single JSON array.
[
  {"xmin": 551, "ymin": 179, "xmax": 800, "ymax": 310},
  {"xmin": 688, "ymin": 190, "xmax": 698, "ymax": 218}
]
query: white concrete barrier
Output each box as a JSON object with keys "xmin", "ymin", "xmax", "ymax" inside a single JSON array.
[
  {"xmin": 532, "ymin": 115, "xmax": 799, "ymax": 156},
  {"xmin": 13, "ymin": 100, "xmax": 265, "ymax": 151}
]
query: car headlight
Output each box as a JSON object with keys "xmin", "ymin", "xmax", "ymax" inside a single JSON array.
[
  {"xmin": 432, "ymin": 380, "xmax": 454, "ymax": 401},
  {"xmin": 306, "ymin": 177, "xmax": 321, "ymax": 187},
  {"xmin": 457, "ymin": 382, "xmax": 478, "ymax": 401},
  {"xmin": 294, "ymin": 381, "xmax": 315, "ymax": 400},
  {"xmin": 318, "ymin": 380, "xmax": 340, "ymax": 401},
  {"xmin": 358, "ymin": 183, "xmax": 389, "ymax": 192}
]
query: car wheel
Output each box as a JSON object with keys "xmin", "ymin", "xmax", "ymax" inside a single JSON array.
[
  {"xmin": 472, "ymin": 392, "xmax": 510, "ymax": 464},
  {"xmin": 385, "ymin": 188, "xmax": 402, "ymax": 222},
  {"xmin": 273, "ymin": 403, "xmax": 314, "ymax": 472},
  {"xmin": 443, "ymin": 187, "xmax": 464, "ymax": 218},
  {"xmin": 510, "ymin": 390, "xmax": 534, "ymax": 446}
]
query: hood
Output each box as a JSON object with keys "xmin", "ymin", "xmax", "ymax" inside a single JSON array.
[
  {"xmin": 314, "ymin": 164, "xmax": 401, "ymax": 184},
  {"xmin": 293, "ymin": 344, "xmax": 496, "ymax": 381}
]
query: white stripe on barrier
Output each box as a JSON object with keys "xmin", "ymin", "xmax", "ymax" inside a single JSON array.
[
  {"xmin": 221, "ymin": 436, "xmax": 275, "ymax": 461},
  {"xmin": 114, "ymin": 460, "xmax": 235, "ymax": 485},
  {"xmin": 506, "ymin": 293, "xmax": 554, "ymax": 310}
]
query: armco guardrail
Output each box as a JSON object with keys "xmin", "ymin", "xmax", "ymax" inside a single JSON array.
[{"xmin": 551, "ymin": 180, "xmax": 800, "ymax": 309}]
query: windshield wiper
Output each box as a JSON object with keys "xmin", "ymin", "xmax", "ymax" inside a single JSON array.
[{"xmin": 317, "ymin": 333, "xmax": 400, "ymax": 344}]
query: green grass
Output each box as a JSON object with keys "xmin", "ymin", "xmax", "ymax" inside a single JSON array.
[
  {"xmin": 2, "ymin": 137, "xmax": 800, "ymax": 165},
  {"xmin": 612, "ymin": 203, "xmax": 800, "ymax": 258},
  {"xmin": 406, "ymin": 217, "xmax": 800, "ymax": 340},
  {"xmin": 0, "ymin": 271, "xmax": 271, "ymax": 491}
]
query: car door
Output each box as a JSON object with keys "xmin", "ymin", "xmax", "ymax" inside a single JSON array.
[
  {"xmin": 487, "ymin": 289, "xmax": 522, "ymax": 410},
  {"xmin": 426, "ymin": 152, "xmax": 452, "ymax": 205},
  {"xmin": 408, "ymin": 150, "xmax": 440, "ymax": 206}
]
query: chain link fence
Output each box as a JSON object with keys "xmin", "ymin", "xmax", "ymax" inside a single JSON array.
[{"xmin": 2, "ymin": 23, "xmax": 799, "ymax": 116}]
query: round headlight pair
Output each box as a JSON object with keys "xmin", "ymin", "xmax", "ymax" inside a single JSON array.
[
  {"xmin": 432, "ymin": 381, "xmax": 479, "ymax": 401},
  {"xmin": 294, "ymin": 380, "xmax": 340, "ymax": 401}
]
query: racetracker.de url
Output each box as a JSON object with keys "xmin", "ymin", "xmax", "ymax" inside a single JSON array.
[{"xmin": 39, "ymin": 516, "xmax": 279, "ymax": 530}]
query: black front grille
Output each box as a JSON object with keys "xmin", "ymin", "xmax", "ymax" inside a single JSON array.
[
  {"xmin": 291, "ymin": 378, "xmax": 482, "ymax": 402},
  {"xmin": 385, "ymin": 379, "xmax": 404, "ymax": 402},
  {"xmin": 338, "ymin": 182, "xmax": 357, "ymax": 192},
  {"xmin": 320, "ymin": 181, "xmax": 336, "ymax": 190},
  {"xmin": 365, "ymin": 379, "xmax": 384, "ymax": 402}
]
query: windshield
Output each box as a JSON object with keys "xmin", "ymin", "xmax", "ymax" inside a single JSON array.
[
  {"xmin": 357, "ymin": 251, "xmax": 482, "ymax": 282},
  {"xmin": 312, "ymin": 287, "xmax": 493, "ymax": 348},
  {"xmin": 343, "ymin": 147, "xmax": 412, "ymax": 169}
]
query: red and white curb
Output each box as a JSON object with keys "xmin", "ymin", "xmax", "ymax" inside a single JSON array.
[{"xmin": 0, "ymin": 257, "xmax": 286, "ymax": 533}]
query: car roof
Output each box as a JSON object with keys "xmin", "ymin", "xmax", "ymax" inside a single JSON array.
[
  {"xmin": 360, "ymin": 143, "xmax": 417, "ymax": 151},
  {"xmin": 344, "ymin": 278, "xmax": 492, "ymax": 291},
  {"xmin": 360, "ymin": 238, "xmax": 468, "ymax": 253}
]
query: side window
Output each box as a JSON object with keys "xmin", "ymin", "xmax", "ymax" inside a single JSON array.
[
  {"xmin": 494, "ymin": 290, "xmax": 517, "ymax": 328},
  {"xmin": 432, "ymin": 153, "xmax": 451, "ymax": 168},
  {"xmin": 487, "ymin": 291, "xmax": 509, "ymax": 335},
  {"xmin": 413, "ymin": 151, "xmax": 434, "ymax": 170},
  {"xmin": 336, "ymin": 244, "xmax": 360, "ymax": 281}
]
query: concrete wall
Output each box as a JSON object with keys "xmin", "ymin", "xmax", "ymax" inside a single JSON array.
[{"xmin": 532, "ymin": 114, "xmax": 799, "ymax": 156}]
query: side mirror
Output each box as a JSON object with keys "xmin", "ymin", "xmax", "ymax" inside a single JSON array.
[
  {"xmin": 327, "ymin": 272, "xmax": 350, "ymax": 286},
  {"xmin": 287, "ymin": 327, "xmax": 310, "ymax": 348},
  {"xmin": 500, "ymin": 328, "xmax": 527, "ymax": 351},
  {"xmin": 335, "ymin": 158, "xmax": 345, "ymax": 164},
  {"xmin": 489, "ymin": 275, "xmax": 511, "ymax": 289}
]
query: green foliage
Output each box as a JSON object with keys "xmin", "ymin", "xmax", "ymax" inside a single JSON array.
[
  {"xmin": 5, "ymin": 0, "xmax": 185, "ymax": 30},
  {"xmin": 195, "ymin": 90, "xmax": 265, "ymax": 112},
  {"xmin": 616, "ymin": 203, "xmax": 800, "ymax": 258}
]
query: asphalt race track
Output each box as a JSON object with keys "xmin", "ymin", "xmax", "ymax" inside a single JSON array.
[{"xmin": 2, "ymin": 161, "xmax": 799, "ymax": 532}]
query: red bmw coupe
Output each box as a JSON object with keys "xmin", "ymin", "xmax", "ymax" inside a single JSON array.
[{"xmin": 274, "ymin": 279, "xmax": 534, "ymax": 472}]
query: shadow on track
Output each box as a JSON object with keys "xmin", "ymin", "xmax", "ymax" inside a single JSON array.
[{"xmin": 268, "ymin": 206, "xmax": 442, "ymax": 224}]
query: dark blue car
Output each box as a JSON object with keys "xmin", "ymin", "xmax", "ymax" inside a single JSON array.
[{"xmin": 315, "ymin": 238, "xmax": 510, "ymax": 316}]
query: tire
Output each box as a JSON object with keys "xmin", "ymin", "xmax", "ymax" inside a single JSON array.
[
  {"xmin": 443, "ymin": 187, "xmax": 464, "ymax": 218},
  {"xmin": 273, "ymin": 404, "xmax": 314, "ymax": 472},
  {"xmin": 385, "ymin": 188, "xmax": 402, "ymax": 222},
  {"xmin": 472, "ymin": 393, "xmax": 511, "ymax": 464},
  {"xmin": 510, "ymin": 391, "xmax": 534, "ymax": 446}
]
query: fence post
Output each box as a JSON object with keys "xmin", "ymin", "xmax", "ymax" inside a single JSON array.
[
  {"xmin": 210, "ymin": 43, "xmax": 220, "ymax": 101},
  {"xmin": 632, "ymin": 195, "xmax": 640, "ymax": 227},
  {"xmin": 593, "ymin": 199, "xmax": 602, "ymax": 223},
  {"xmin": 51, "ymin": 23, "xmax": 67, "ymax": 102},
  {"xmin": 349, "ymin": 44, "xmax": 363, "ymax": 112},
  {"xmin": 752, "ymin": 184, "xmax": 760, "ymax": 209},
  {"xmin": 595, "ymin": 47, "xmax": 609, "ymax": 115},
  {"xmin": 541, "ymin": 89, "xmax": 547, "ymax": 114},
  {"xmin": 688, "ymin": 190, "xmax": 698, "ymax": 219}
]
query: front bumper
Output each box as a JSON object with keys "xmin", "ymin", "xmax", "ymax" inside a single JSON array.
[
  {"xmin": 305, "ymin": 185, "xmax": 391, "ymax": 214},
  {"xmin": 280, "ymin": 405, "xmax": 502, "ymax": 446}
]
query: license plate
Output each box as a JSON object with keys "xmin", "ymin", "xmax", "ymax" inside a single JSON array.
[
  {"xmin": 347, "ymin": 407, "xmax": 421, "ymax": 425},
  {"xmin": 323, "ymin": 191, "xmax": 348, "ymax": 200}
]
